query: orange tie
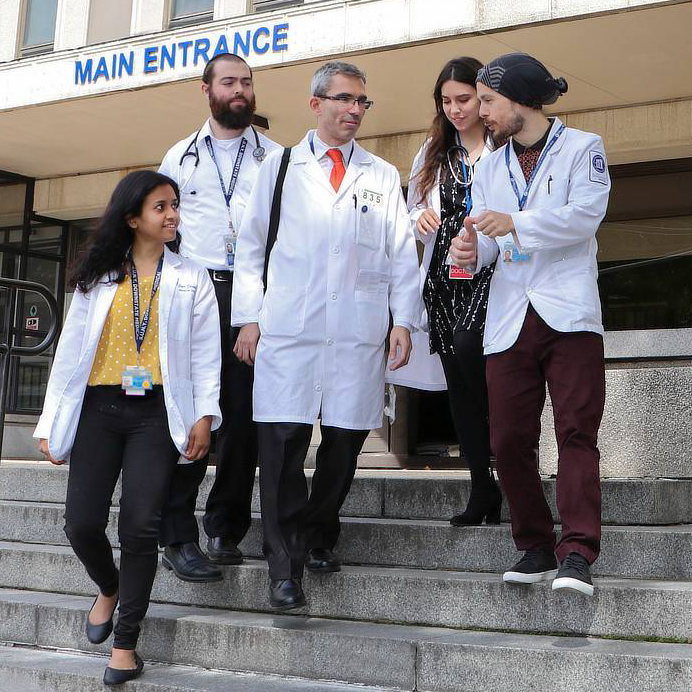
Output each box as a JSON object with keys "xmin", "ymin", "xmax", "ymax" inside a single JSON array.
[{"xmin": 326, "ymin": 148, "xmax": 346, "ymax": 192}]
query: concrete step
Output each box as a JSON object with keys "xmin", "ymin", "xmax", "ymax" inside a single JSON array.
[
  {"xmin": 1, "ymin": 499, "xmax": 690, "ymax": 580},
  {"xmin": 1, "ymin": 588, "xmax": 691, "ymax": 692},
  {"xmin": 0, "ymin": 644, "xmax": 386, "ymax": 692},
  {"xmin": 2, "ymin": 461, "xmax": 691, "ymax": 525},
  {"xmin": 1, "ymin": 543, "xmax": 691, "ymax": 642}
]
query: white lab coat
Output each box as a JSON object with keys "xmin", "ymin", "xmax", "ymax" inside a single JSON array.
[
  {"xmin": 34, "ymin": 248, "xmax": 222, "ymax": 462},
  {"xmin": 470, "ymin": 118, "xmax": 611, "ymax": 355},
  {"xmin": 386, "ymin": 138, "xmax": 493, "ymax": 391},
  {"xmin": 231, "ymin": 131, "xmax": 421, "ymax": 430},
  {"xmin": 159, "ymin": 120, "xmax": 281, "ymax": 271}
]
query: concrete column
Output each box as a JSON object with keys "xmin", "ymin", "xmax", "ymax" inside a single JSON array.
[
  {"xmin": 214, "ymin": 0, "xmax": 248, "ymax": 21},
  {"xmin": 54, "ymin": 0, "xmax": 90, "ymax": 51},
  {"xmin": 131, "ymin": 0, "xmax": 167, "ymax": 35},
  {"xmin": 0, "ymin": 0, "xmax": 22, "ymax": 62}
]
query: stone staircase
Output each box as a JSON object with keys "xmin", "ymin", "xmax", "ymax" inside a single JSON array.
[{"xmin": 0, "ymin": 461, "xmax": 691, "ymax": 691}]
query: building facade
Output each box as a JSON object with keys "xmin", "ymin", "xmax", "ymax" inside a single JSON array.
[{"xmin": 0, "ymin": 0, "xmax": 690, "ymax": 472}]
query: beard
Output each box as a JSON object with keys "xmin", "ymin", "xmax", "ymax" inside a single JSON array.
[
  {"xmin": 208, "ymin": 89, "xmax": 256, "ymax": 130},
  {"xmin": 491, "ymin": 112, "xmax": 524, "ymax": 144}
]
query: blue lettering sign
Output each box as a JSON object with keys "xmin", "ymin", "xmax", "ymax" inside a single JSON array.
[
  {"xmin": 273, "ymin": 23, "xmax": 288, "ymax": 52},
  {"xmin": 160, "ymin": 44, "xmax": 176, "ymax": 71},
  {"xmin": 73, "ymin": 24, "xmax": 289, "ymax": 86},
  {"xmin": 143, "ymin": 46, "xmax": 158, "ymax": 74},
  {"xmin": 75, "ymin": 58, "xmax": 93, "ymax": 85},
  {"xmin": 233, "ymin": 30, "xmax": 250, "ymax": 58},
  {"xmin": 193, "ymin": 38, "xmax": 210, "ymax": 65},
  {"xmin": 252, "ymin": 27, "xmax": 270, "ymax": 55}
]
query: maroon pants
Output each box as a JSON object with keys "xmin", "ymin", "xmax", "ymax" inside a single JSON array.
[{"xmin": 486, "ymin": 305, "xmax": 605, "ymax": 564}]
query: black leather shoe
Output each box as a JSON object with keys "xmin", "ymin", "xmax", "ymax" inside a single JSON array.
[
  {"xmin": 86, "ymin": 594, "xmax": 118, "ymax": 645},
  {"xmin": 269, "ymin": 579, "xmax": 306, "ymax": 611},
  {"xmin": 306, "ymin": 548, "xmax": 341, "ymax": 573},
  {"xmin": 207, "ymin": 536, "xmax": 243, "ymax": 565},
  {"xmin": 103, "ymin": 652, "xmax": 144, "ymax": 686},
  {"xmin": 162, "ymin": 542, "xmax": 223, "ymax": 583}
]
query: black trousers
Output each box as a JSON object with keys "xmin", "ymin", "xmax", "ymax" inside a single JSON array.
[
  {"xmin": 159, "ymin": 273, "xmax": 257, "ymax": 546},
  {"xmin": 258, "ymin": 422, "xmax": 369, "ymax": 580},
  {"xmin": 64, "ymin": 386, "xmax": 179, "ymax": 650},
  {"xmin": 438, "ymin": 329, "xmax": 492, "ymax": 486}
]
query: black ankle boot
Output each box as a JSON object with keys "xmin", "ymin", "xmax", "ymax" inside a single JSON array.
[{"xmin": 450, "ymin": 471, "xmax": 502, "ymax": 526}]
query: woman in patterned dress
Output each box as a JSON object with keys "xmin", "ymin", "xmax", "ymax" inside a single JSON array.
[{"xmin": 407, "ymin": 57, "xmax": 501, "ymax": 525}]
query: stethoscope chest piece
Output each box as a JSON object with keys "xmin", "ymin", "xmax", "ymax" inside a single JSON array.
[{"xmin": 253, "ymin": 146, "xmax": 266, "ymax": 162}]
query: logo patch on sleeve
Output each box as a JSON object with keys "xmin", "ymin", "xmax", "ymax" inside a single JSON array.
[{"xmin": 589, "ymin": 150, "xmax": 608, "ymax": 185}]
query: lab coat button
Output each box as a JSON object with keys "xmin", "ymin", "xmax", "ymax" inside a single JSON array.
[
  {"xmin": 315, "ymin": 384, "xmax": 322, "ymax": 392},
  {"xmin": 327, "ymin": 338, "xmax": 334, "ymax": 345},
  {"xmin": 527, "ymin": 287, "xmax": 533, "ymax": 294},
  {"xmin": 330, "ymin": 293, "xmax": 337, "ymax": 300},
  {"xmin": 334, "ymin": 204, "xmax": 341, "ymax": 210},
  {"xmin": 332, "ymin": 246, "xmax": 340, "ymax": 254}
]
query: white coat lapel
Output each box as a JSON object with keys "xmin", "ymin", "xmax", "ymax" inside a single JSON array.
[
  {"xmin": 336, "ymin": 141, "xmax": 371, "ymax": 203},
  {"xmin": 291, "ymin": 135, "xmax": 335, "ymax": 197},
  {"xmin": 85, "ymin": 278, "xmax": 118, "ymax": 352},
  {"xmin": 159, "ymin": 247, "xmax": 181, "ymax": 339}
]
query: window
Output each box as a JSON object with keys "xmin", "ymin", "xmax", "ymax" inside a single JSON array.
[
  {"xmin": 253, "ymin": 0, "xmax": 304, "ymax": 10},
  {"xmin": 21, "ymin": 0, "xmax": 59, "ymax": 56},
  {"xmin": 170, "ymin": 0, "xmax": 214, "ymax": 27},
  {"xmin": 597, "ymin": 162, "xmax": 692, "ymax": 331},
  {"xmin": 87, "ymin": 0, "xmax": 133, "ymax": 45}
]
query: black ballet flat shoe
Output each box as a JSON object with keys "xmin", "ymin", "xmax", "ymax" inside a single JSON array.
[
  {"xmin": 103, "ymin": 652, "xmax": 144, "ymax": 686},
  {"xmin": 86, "ymin": 594, "xmax": 118, "ymax": 645}
]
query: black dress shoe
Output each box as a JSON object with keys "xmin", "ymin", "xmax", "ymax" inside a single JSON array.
[
  {"xmin": 207, "ymin": 536, "xmax": 243, "ymax": 565},
  {"xmin": 162, "ymin": 542, "xmax": 223, "ymax": 583},
  {"xmin": 305, "ymin": 548, "xmax": 341, "ymax": 573},
  {"xmin": 103, "ymin": 651, "xmax": 144, "ymax": 686},
  {"xmin": 269, "ymin": 579, "xmax": 306, "ymax": 611},
  {"xmin": 86, "ymin": 594, "xmax": 118, "ymax": 645}
]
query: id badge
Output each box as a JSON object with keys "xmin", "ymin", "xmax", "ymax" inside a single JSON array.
[
  {"xmin": 448, "ymin": 264, "xmax": 473, "ymax": 280},
  {"xmin": 121, "ymin": 365, "xmax": 153, "ymax": 396},
  {"xmin": 223, "ymin": 233, "xmax": 237, "ymax": 268},
  {"xmin": 503, "ymin": 240, "xmax": 531, "ymax": 263}
]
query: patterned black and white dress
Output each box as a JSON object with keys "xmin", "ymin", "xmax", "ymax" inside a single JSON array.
[{"xmin": 423, "ymin": 154, "xmax": 494, "ymax": 356}]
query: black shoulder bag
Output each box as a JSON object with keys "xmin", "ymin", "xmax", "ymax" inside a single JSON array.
[{"xmin": 262, "ymin": 147, "xmax": 292, "ymax": 292}]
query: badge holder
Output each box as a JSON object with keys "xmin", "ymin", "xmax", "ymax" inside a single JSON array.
[
  {"xmin": 502, "ymin": 240, "xmax": 531, "ymax": 263},
  {"xmin": 121, "ymin": 364, "xmax": 153, "ymax": 396},
  {"xmin": 224, "ymin": 218, "xmax": 237, "ymax": 269}
]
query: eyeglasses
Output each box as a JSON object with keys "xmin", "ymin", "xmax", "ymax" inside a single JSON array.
[{"xmin": 316, "ymin": 94, "xmax": 374, "ymax": 110}]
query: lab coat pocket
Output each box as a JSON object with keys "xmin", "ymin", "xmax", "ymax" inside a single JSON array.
[
  {"xmin": 545, "ymin": 177, "xmax": 569, "ymax": 208},
  {"xmin": 355, "ymin": 206, "xmax": 383, "ymax": 250},
  {"xmin": 171, "ymin": 290, "xmax": 195, "ymax": 341},
  {"xmin": 262, "ymin": 285, "xmax": 308, "ymax": 337},
  {"xmin": 355, "ymin": 270, "xmax": 389, "ymax": 346}
]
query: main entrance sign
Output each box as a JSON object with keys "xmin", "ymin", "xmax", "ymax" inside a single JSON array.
[{"xmin": 74, "ymin": 23, "xmax": 289, "ymax": 86}]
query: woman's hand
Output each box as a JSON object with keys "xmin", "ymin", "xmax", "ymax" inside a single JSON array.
[
  {"xmin": 38, "ymin": 439, "xmax": 65, "ymax": 465},
  {"xmin": 184, "ymin": 416, "xmax": 212, "ymax": 461},
  {"xmin": 416, "ymin": 209, "xmax": 441, "ymax": 236}
]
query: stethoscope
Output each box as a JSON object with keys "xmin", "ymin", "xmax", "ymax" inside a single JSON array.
[
  {"xmin": 447, "ymin": 132, "xmax": 474, "ymax": 211},
  {"xmin": 178, "ymin": 125, "xmax": 265, "ymax": 192}
]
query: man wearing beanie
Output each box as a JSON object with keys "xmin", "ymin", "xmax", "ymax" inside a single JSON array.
[{"xmin": 449, "ymin": 53, "xmax": 610, "ymax": 597}]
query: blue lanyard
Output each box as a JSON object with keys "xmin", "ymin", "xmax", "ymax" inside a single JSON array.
[
  {"xmin": 455, "ymin": 132, "xmax": 473, "ymax": 213},
  {"xmin": 205, "ymin": 135, "xmax": 248, "ymax": 210},
  {"xmin": 505, "ymin": 124, "xmax": 565, "ymax": 210},
  {"xmin": 130, "ymin": 254, "xmax": 163, "ymax": 355},
  {"xmin": 308, "ymin": 131, "xmax": 355, "ymax": 165}
]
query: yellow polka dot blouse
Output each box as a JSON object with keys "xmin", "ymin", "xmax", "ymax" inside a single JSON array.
[{"xmin": 88, "ymin": 275, "xmax": 163, "ymax": 386}]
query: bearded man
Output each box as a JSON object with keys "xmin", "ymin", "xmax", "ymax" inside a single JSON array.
[{"xmin": 157, "ymin": 53, "xmax": 280, "ymax": 582}]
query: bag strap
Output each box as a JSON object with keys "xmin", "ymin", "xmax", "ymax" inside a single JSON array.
[{"xmin": 263, "ymin": 147, "xmax": 292, "ymax": 292}]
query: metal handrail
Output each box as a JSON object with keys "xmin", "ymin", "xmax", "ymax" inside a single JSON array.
[{"xmin": 0, "ymin": 277, "xmax": 60, "ymax": 456}]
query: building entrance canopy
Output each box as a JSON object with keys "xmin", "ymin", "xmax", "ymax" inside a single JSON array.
[{"xmin": 0, "ymin": 1, "xmax": 691, "ymax": 179}]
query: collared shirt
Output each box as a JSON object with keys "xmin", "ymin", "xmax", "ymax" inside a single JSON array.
[
  {"xmin": 159, "ymin": 118, "xmax": 281, "ymax": 271},
  {"xmin": 311, "ymin": 131, "xmax": 354, "ymax": 180}
]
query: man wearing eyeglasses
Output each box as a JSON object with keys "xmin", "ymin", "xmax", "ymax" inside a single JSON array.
[{"xmin": 231, "ymin": 61, "xmax": 420, "ymax": 610}]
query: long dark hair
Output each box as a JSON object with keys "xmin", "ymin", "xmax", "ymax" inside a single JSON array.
[
  {"xmin": 70, "ymin": 171, "xmax": 180, "ymax": 293},
  {"xmin": 413, "ymin": 57, "xmax": 483, "ymax": 206}
]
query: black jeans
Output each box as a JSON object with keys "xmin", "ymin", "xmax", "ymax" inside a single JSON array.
[
  {"xmin": 64, "ymin": 386, "xmax": 179, "ymax": 650},
  {"xmin": 438, "ymin": 329, "xmax": 492, "ymax": 486},
  {"xmin": 159, "ymin": 273, "xmax": 257, "ymax": 547},
  {"xmin": 258, "ymin": 422, "xmax": 369, "ymax": 580}
]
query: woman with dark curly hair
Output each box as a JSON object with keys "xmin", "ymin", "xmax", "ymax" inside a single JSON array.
[
  {"xmin": 34, "ymin": 170, "xmax": 221, "ymax": 685},
  {"xmin": 407, "ymin": 57, "xmax": 501, "ymax": 526}
]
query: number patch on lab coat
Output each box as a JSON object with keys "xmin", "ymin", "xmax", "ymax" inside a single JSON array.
[
  {"xmin": 356, "ymin": 189, "xmax": 384, "ymax": 250},
  {"xmin": 359, "ymin": 188, "xmax": 384, "ymax": 206}
]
